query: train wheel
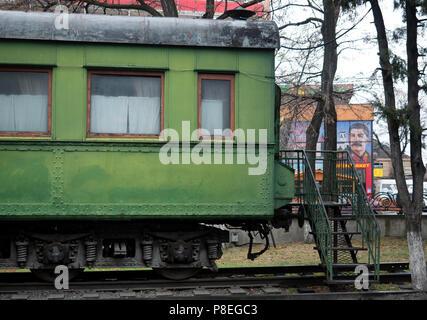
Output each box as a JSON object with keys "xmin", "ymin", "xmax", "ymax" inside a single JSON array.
[
  {"xmin": 153, "ymin": 267, "xmax": 201, "ymax": 280},
  {"xmin": 31, "ymin": 268, "xmax": 84, "ymax": 282}
]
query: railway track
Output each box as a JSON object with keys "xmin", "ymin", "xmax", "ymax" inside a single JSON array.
[{"xmin": 0, "ymin": 262, "xmax": 425, "ymax": 300}]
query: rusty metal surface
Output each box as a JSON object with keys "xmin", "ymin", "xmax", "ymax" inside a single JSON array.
[{"xmin": 0, "ymin": 10, "xmax": 280, "ymax": 49}]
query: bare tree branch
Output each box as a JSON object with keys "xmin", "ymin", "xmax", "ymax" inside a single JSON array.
[{"xmin": 278, "ymin": 17, "xmax": 323, "ymax": 30}]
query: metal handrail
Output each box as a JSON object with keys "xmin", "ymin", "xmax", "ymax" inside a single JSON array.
[
  {"xmin": 281, "ymin": 150, "xmax": 333, "ymax": 280},
  {"xmin": 281, "ymin": 149, "xmax": 381, "ymax": 281},
  {"xmin": 304, "ymin": 149, "xmax": 381, "ymax": 280},
  {"xmin": 345, "ymin": 151, "xmax": 381, "ymax": 280}
]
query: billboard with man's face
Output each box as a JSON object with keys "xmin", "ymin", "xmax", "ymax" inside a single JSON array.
[
  {"xmin": 286, "ymin": 120, "xmax": 373, "ymax": 194},
  {"xmin": 288, "ymin": 120, "xmax": 372, "ymax": 163},
  {"xmin": 337, "ymin": 121, "xmax": 372, "ymax": 163}
]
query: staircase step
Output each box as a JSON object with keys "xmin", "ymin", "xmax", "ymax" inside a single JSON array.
[
  {"xmin": 326, "ymin": 275, "xmax": 379, "ymax": 285},
  {"xmin": 332, "ymin": 232, "xmax": 361, "ymax": 235},
  {"xmin": 331, "ymin": 263, "xmax": 366, "ymax": 269},
  {"xmin": 314, "ymin": 246, "xmax": 367, "ymax": 251},
  {"xmin": 323, "ymin": 201, "xmax": 343, "ymax": 207},
  {"xmin": 326, "ymin": 280, "xmax": 357, "ymax": 285},
  {"xmin": 310, "ymin": 231, "xmax": 361, "ymax": 235},
  {"xmin": 329, "ymin": 216, "xmax": 355, "ymax": 221},
  {"xmin": 319, "ymin": 263, "xmax": 368, "ymax": 271},
  {"xmin": 326, "ymin": 279, "xmax": 379, "ymax": 285}
]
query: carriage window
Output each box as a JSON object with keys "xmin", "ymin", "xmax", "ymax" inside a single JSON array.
[
  {"xmin": 88, "ymin": 71, "xmax": 163, "ymax": 137},
  {"xmin": 198, "ymin": 74, "xmax": 234, "ymax": 137},
  {"xmin": 0, "ymin": 70, "xmax": 50, "ymax": 135}
]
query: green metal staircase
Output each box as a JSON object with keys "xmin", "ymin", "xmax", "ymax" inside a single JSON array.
[{"xmin": 281, "ymin": 150, "xmax": 381, "ymax": 282}]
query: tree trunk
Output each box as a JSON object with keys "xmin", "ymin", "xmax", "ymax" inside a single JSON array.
[
  {"xmin": 160, "ymin": 0, "xmax": 178, "ymax": 17},
  {"xmin": 407, "ymin": 211, "xmax": 427, "ymax": 290},
  {"xmin": 305, "ymin": 1, "xmax": 339, "ymax": 186},
  {"xmin": 405, "ymin": 0, "xmax": 427, "ymax": 291},
  {"xmin": 369, "ymin": 0, "xmax": 409, "ymax": 202},
  {"xmin": 321, "ymin": 0, "xmax": 339, "ymax": 200},
  {"xmin": 320, "ymin": 0, "xmax": 338, "ymax": 154},
  {"xmin": 305, "ymin": 101, "xmax": 324, "ymax": 170},
  {"xmin": 370, "ymin": 0, "xmax": 427, "ymax": 290},
  {"xmin": 202, "ymin": 0, "xmax": 215, "ymax": 18}
]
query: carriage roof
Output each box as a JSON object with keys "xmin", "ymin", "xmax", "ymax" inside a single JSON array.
[{"xmin": 0, "ymin": 10, "xmax": 280, "ymax": 49}]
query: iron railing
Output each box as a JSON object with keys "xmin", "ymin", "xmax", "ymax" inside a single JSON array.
[
  {"xmin": 345, "ymin": 152, "xmax": 381, "ymax": 281},
  {"xmin": 280, "ymin": 150, "xmax": 333, "ymax": 280},
  {"xmin": 281, "ymin": 150, "xmax": 381, "ymax": 281},
  {"xmin": 370, "ymin": 192, "xmax": 427, "ymax": 214}
]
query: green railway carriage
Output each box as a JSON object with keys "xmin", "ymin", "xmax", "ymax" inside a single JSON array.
[{"xmin": 0, "ymin": 10, "xmax": 294, "ymax": 279}]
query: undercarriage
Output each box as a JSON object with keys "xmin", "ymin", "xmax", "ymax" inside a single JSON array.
[{"xmin": 0, "ymin": 220, "xmax": 229, "ymax": 280}]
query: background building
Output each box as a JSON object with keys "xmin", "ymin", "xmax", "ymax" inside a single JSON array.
[{"xmin": 0, "ymin": 0, "xmax": 270, "ymax": 19}]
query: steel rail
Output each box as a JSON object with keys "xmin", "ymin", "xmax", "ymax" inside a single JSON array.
[
  {"xmin": 0, "ymin": 262, "xmax": 414, "ymax": 300},
  {"xmin": 0, "ymin": 262, "xmax": 410, "ymax": 283},
  {"xmin": 0, "ymin": 272, "xmax": 420, "ymax": 300},
  {"xmin": 0, "ymin": 272, "xmax": 412, "ymax": 291}
]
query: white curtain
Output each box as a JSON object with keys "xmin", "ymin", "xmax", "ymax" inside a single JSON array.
[
  {"xmin": 201, "ymin": 99, "xmax": 223, "ymax": 136},
  {"xmin": 200, "ymin": 79, "xmax": 230, "ymax": 135},
  {"xmin": 0, "ymin": 95, "xmax": 48, "ymax": 132},
  {"xmin": 128, "ymin": 97, "xmax": 160, "ymax": 134},
  {"xmin": 90, "ymin": 75, "xmax": 161, "ymax": 135},
  {"xmin": 91, "ymin": 96, "xmax": 128, "ymax": 134},
  {"xmin": 0, "ymin": 72, "xmax": 49, "ymax": 132},
  {"xmin": 91, "ymin": 96, "xmax": 160, "ymax": 134}
]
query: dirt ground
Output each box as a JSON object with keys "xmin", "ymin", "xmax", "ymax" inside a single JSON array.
[{"xmin": 218, "ymin": 236, "xmax": 427, "ymax": 267}]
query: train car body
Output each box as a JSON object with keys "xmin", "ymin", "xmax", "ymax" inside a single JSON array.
[{"xmin": 0, "ymin": 11, "xmax": 294, "ymax": 278}]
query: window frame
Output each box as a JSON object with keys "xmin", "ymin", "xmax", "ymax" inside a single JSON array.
[
  {"xmin": 197, "ymin": 73, "xmax": 235, "ymax": 140},
  {"xmin": 0, "ymin": 67, "xmax": 52, "ymax": 137},
  {"xmin": 86, "ymin": 69, "xmax": 165, "ymax": 139}
]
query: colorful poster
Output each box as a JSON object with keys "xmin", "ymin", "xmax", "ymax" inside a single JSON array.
[
  {"xmin": 286, "ymin": 120, "xmax": 373, "ymax": 195},
  {"xmin": 288, "ymin": 120, "xmax": 372, "ymax": 163},
  {"xmin": 345, "ymin": 121, "xmax": 372, "ymax": 163}
]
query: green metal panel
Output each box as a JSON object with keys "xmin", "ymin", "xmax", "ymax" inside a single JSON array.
[
  {"xmin": 238, "ymin": 75, "xmax": 272, "ymax": 142},
  {"xmin": 238, "ymin": 49, "xmax": 274, "ymax": 75},
  {"xmin": 62, "ymin": 148, "xmax": 267, "ymax": 204},
  {"xmin": 196, "ymin": 48, "xmax": 238, "ymax": 71},
  {"xmin": 57, "ymin": 43, "xmax": 84, "ymax": 67},
  {"xmin": 55, "ymin": 67, "xmax": 86, "ymax": 141},
  {"xmin": 84, "ymin": 44, "xmax": 169, "ymax": 69},
  {"xmin": 237, "ymin": 50, "xmax": 275, "ymax": 143},
  {"xmin": 274, "ymin": 161, "xmax": 295, "ymax": 209},
  {"xmin": 168, "ymin": 48, "xmax": 196, "ymax": 134},
  {"xmin": 0, "ymin": 40, "xmax": 57, "ymax": 66},
  {"xmin": 0, "ymin": 143, "xmax": 277, "ymax": 219},
  {"xmin": 0, "ymin": 150, "xmax": 53, "ymax": 203}
]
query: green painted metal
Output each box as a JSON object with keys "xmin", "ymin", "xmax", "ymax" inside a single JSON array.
[
  {"xmin": 274, "ymin": 161, "xmax": 295, "ymax": 209},
  {"xmin": 281, "ymin": 150, "xmax": 381, "ymax": 281},
  {"xmin": 0, "ymin": 40, "xmax": 294, "ymax": 220},
  {"xmin": 0, "ymin": 142, "xmax": 281, "ymax": 220}
]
